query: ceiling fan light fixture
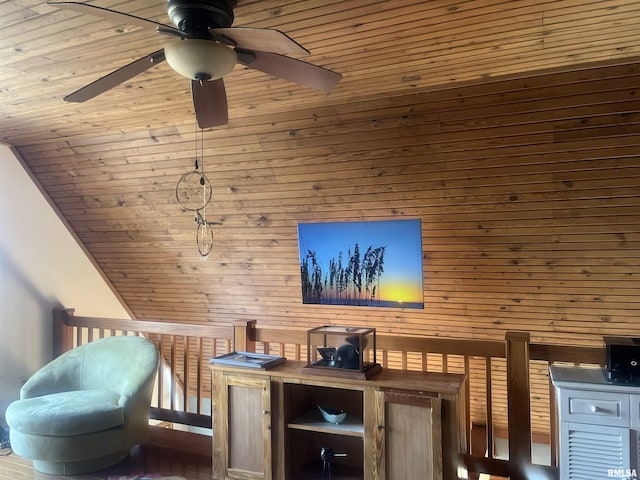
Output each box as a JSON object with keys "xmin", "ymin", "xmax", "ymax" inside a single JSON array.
[{"xmin": 165, "ymin": 39, "xmax": 237, "ymax": 81}]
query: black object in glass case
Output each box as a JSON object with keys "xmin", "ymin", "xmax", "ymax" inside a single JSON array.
[{"xmin": 305, "ymin": 326, "xmax": 381, "ymax": 379}]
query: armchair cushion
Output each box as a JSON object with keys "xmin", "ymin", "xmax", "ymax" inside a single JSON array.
[{"xmin": 6, "ymin": 390, "xmax": 123, "ymax": 436}]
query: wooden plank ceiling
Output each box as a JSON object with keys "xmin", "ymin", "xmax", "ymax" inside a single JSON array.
[
  {"xmin": 1, "ymin": 0, "xmax": 640, "ymax": 336},
  {"xmin": 2, "ymin": 0, "xmax": 639, "ymax": 141}
]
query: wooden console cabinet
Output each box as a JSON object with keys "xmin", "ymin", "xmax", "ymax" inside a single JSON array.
[{"xmin": 211, "ymin": 360, "xmax": 466, "ymax": 480}]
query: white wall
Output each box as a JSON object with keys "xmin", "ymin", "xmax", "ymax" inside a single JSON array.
[{"xmin": 0, "ymin": 143, "xmax": 130, "ymax": 423}]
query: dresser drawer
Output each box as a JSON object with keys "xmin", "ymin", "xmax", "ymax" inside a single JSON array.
[{"xmin": 558, "ymin": 389, "xmax": 629, "ymax": 427}]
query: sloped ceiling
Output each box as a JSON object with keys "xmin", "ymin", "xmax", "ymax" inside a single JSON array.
[
  {"xmin": 5, "ymin": 0, "xmax": 640, "ymax": 142},
  {"xmin": 1, "ymin": 0, "xmax": 639, "ymax": 325}
]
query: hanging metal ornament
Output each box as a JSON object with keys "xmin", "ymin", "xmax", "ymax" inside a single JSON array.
[
  {"xmin": 176, "ymin": 169, "xmax": 212, "ymax": 211},
  {"xmin": 177, "ymin": 103, "xmax": 216, "ymax": 257},
  {"xmin": 194, "ymin": 210, "xmax": 213, "ymax": 257},
  {"xmin": 176, "ymin": 120, "xmax": 212, "ymax": 211}
]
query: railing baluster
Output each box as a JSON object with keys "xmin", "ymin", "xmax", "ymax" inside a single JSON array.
[
  {"xmin": 464, "ymin": 355, "xmax": 471, "ymax": 452},
  {"xmin": 170, "ymin": 335, "xmax": 176, "ymax": 411},
  {"xmin": 183, "ymin": 336, "xmax": 189, "ymax": 413},
  {"xmin": 549, "ymin": 363, "xmax": 557, "ymax": 467},
  {"xmin": 486, "ymin": 357, "xmax": 494, "ymax": 458},
  {"xmin": 197, "ymin": 337, "xmax": 203, "ymax": 415},
  {"xmin": 158, "ymin": 335, "xmax": 164, "ymax": 410}
]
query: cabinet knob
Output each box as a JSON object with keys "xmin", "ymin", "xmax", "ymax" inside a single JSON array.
[
  {"xmin": 590, "ymin": 405, "xmax": 600, "ymax": 413},
  {"xmin": 264, "ymin": 410, "xmax": 270, "ymax": 415},
  {"xmin": 377, "ymin": 424, "xmax": 384, "ymax": 431}
]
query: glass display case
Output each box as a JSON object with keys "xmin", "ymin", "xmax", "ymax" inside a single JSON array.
[{"xmin": 305, "ymin": 326, "xmax": 382, "ymax": 379}]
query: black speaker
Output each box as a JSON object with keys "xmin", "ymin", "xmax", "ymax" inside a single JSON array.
[{"xmin": 605, "ymin": 336, "xmax": 640, "ymax": 385}]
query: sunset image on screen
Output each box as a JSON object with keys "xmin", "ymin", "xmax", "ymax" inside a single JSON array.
[{"xmin": 298, "ymin": 219, "xmax": 424, "ymax": 309}]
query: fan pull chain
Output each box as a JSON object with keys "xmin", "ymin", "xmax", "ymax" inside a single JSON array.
[
  {"xmin": 194, "ymin": 118, "xmax": 199, "ymax": 170},
  {"xmin": 196, "ymin": 87, "xmax": 213, "ymax": 258},
  {"xmin": 200, "ymin": 122, "xmax": 207, "ymax": 221}
]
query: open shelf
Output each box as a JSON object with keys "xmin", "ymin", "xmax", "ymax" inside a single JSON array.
[
  {"xmin": 292, "ymin": 461, "xmax": 363, "ymax": 480},
  {"xmin": 287, "ymin": 409, "xmax": 364, "ymax": 437},
  {"xmin": 284, "ymin": 383, "xmax": 365, "ymax": 477},
  {"xmin": 288, "ymin": 429, "xmax": 363, "ymax": 480}
]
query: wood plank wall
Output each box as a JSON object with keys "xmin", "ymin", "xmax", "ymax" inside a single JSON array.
[
  {"xmin": 120, "ymin": 59, "xmax": 639, "ymax": 345},
  {"xmin": 23, "ymin": 60, "xmax": 640, "ymax": 348}
]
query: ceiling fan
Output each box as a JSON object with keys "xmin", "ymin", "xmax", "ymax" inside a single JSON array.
[{"xmin": 48, "ymin": 0, "xmax": 343, "ymax": 128}]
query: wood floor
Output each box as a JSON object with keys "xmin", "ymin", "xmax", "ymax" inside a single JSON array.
[{"xmin": 0, "ymin": 427, "xmax": 212, "ymax": 480}]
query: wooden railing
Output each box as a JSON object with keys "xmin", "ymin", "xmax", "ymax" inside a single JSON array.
[{"xmin": 52, "ymin": 309, "xmax": 606, "ymax": 479}]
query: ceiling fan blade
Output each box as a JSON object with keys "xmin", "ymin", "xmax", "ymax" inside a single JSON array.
[
  {"xmin": 191, "ymin": 79, "xmax": 228, "ymax": 128},
  {"xmin": 47, "ymin": 1, "xmax": 180, "ymax": 34},
  {"xmin": 65, "ymin": 50, "xmax": 166, "ymax": 102},
  {"xmin": 213, "ymin": 27, "xmax": 309, "ymax": 56},
  {"xmin": 237, "ymin": 50, "xmax": 342, "ymax": 92}
]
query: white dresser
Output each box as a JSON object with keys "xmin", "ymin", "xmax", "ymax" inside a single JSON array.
[{"xmin": 550, "ymin": 365, "xmax": 640, "ymax": 480}]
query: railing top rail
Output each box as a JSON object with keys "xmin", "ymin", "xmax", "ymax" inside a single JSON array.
[
  {"xmin": 252, "ymin": 326, "xmax": 507, "ymax": 358},
  {"xmin": 67, "ymin": 315, "xmax": 231, "ymax": 339},
  {"xmin": 253, "ymin": 327, "xmax": 307, "ymax": 345},
  {"xmin": 529, "ymin": 343, "xmax": 604, "ymax": 365},
  {"xmin": 377, "ymin": 335, "xmax": 506, "ymax": 358},
  {"xmin": 253, "ymin": 326, "xmax": 606, "ymax": 365}
]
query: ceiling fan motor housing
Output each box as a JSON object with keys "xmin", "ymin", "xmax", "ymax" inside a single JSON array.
[
  {"xmin": 167, "ymin": 0, "xmax": 238, "ymax": 36},
  {"xmin": 164, "ymin": 0, "xmax": 239, "ymax": 81}
]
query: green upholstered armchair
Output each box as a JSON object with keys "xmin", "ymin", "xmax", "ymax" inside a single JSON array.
[{"xmin": 6, "ymin": 335, "xmax": 159, "ymax": 475}]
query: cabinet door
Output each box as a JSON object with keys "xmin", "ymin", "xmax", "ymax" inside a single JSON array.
[
  {"xmin": 372, "ymin": 389, "xmax": 442, "ymax": 480},
  {"xmin": 560, "ymin": 421, "xmax": 631, "ymax": 480},
  {"xmin": 213, "ymin": 372, "xmax": 272, "ymax": 480}
]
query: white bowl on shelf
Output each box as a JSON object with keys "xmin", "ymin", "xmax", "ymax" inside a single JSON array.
[{"xmin": 317, "ymin": 404, "xmax": 347, "ymax": 424}]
